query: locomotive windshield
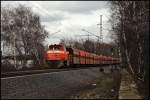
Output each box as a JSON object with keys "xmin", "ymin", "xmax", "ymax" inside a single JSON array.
[{"xmin": 49, "ymin": 44, "xmax": 66, "ymax": 51}]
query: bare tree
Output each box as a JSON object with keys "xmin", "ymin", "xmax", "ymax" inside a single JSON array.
[
  {"xmin": 1, "ymin": 4, "xmax": 48, "ymax": 69},
  {"xmin": 110, "ymin": 1, "xmax": 149, "ymax": 98}
]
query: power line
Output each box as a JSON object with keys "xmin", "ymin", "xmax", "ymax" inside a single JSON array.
[
  {"xmin": 48, "ymin": 30, "xmax": 61, "ymax": 37},
  {"xmin": 75, "ymin": 34, "xmax": 94, "ymax": 41},
  {"xmin": 82, "ymin": 29, "xmax": 100, "ymax": 39}
]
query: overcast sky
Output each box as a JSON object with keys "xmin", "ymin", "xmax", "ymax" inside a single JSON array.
[{"xmin": 1, "ymin": 1, "xmax": 113, "ymax": 45}]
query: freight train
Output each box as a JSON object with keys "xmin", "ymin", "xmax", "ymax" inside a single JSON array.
[{"xmin": 45, "ymin": 44, "xmax": 120, "ymax": 68}]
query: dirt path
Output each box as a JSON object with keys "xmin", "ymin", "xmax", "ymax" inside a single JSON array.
[{"xmin": 119, "ymin": 69, "xmax": 142, "ymax": 99}]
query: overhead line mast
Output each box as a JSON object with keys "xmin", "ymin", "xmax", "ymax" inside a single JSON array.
[
  {"xmin": 97, "ymin": 15, "xmax": 103, "ymax": 44},
  {"xmin": 100, "ymin": 15, "xmax": 103, "ymax": 44},
  {"xmin": 97, "ymin": 15, "xmax": 103, "ymax": 54}
]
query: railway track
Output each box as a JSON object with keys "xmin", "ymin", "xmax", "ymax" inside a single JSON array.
[{"xmin": 1, "ymin": 66, "xmax": 104, "ymax": 78}]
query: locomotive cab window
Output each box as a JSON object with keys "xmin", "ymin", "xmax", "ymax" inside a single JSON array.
[{"xmin": 49, "ymin": 44, "xmax": 66, "ymax": 51}]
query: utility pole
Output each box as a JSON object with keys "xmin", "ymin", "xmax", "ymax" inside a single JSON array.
[
  {"xmin": 100, "ymin": 15, "xmax": 103, "ymax": 44},
  {"xmin": 13, "ymin": 32, "xmax": 17, "ymax": 69},
  {"xmin": 100, "ymin": 15, "xmax": 103, "ymax": 54},
  {"xmin": 97, "ymin": 15, "xmax": 103, "ymax": 44},
  {"xmin": 97, "ymin": 15, "xmax": 103, "ymax": 54},
  {"xmin": 87, "ymin": 34, "xmax": 89, "ymax": 41}
]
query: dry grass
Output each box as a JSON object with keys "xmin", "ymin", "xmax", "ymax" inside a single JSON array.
[
  {"xmin": 71, "ymin": 70, "xmax": 121, "ymax": 99},
  {"xmin": 119, "ymin": 69, "xmax": 142, "ymax": 99}
]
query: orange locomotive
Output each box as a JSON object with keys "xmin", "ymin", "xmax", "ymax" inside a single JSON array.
[
  {"xmin": 45, "ymin": 44, "xmax": 70, "ymax": 68},
  {"xmin": 45, "ymin": 44, "xmax": 120, "ymax": 68}
]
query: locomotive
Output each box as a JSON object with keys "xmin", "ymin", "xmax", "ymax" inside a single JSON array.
[{"xmin": 45, "ymin": 44, "xmax": 120, "ymax": 68}]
